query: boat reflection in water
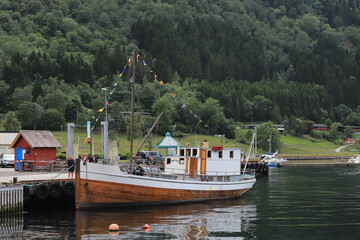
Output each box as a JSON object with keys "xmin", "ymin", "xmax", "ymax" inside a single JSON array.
[{"xmin": 75, "ymin": 199, "xmax": 257, "ymax": 239}]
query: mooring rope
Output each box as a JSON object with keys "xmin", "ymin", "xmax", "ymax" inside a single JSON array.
[{"xmin": 22, "ymin": 163, "xmax": 75, "ymax": 189}]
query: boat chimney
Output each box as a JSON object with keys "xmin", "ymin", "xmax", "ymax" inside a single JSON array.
[{"xmin": 201, "ymin": 140, "xmax": 209, "ymax": 148}]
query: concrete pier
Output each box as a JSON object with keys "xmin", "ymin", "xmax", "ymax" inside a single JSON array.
[{"xmin": 0, "ymin": 184, "xmax": 23, "ymax": 215}]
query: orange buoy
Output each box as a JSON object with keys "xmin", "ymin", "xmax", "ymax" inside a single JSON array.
[
  {"xmin": 109, "ymin": 223, "xmax": 120, "ymax": 232},
  {"xmin": 143, "ymin": 224, "xmax": 150, "ymax": 232}
]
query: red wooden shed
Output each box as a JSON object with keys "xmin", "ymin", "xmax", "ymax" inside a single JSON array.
[{"xmin": 9, "ymin": 130, "xmax": 61, "ymax": 170}]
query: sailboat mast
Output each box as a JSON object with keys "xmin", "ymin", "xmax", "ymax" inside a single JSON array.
[{"xmin": 130, "ymin": 50, "xmax": 136, "ymax": 161}]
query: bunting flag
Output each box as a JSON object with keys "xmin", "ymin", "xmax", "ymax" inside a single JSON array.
[{"xmin": 87, "ymin": 52, "xmax": 208, "ymax": 141}]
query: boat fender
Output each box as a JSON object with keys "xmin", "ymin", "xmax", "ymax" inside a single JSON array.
[
  {"xmin": 23, "ymin": 185, "xmax": 32, "ymax": 202},
  {"xmin": 64, "ymin": 181, "xmax": 75, "ymax": 196},
  {"xmin": 49, "ymin": 182, "xmax": 63, "ymax": 199},
  {"xmin": 35, "ymin": 183, "xmax": 50, "ymax": 201}
]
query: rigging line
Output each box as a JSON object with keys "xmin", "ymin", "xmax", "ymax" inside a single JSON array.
[{"xmin": 138, "ymin": 54, "xmax": 206, "ymax": 128}]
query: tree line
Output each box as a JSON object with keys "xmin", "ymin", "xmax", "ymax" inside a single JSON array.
[{"xmin": 1, "ymin": 0, "xmax": 360, "ymax": 139}]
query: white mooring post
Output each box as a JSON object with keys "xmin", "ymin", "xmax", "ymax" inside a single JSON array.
[{"xmin": 0, "ymin": 184, "xmax": 23, "ymax": 215}]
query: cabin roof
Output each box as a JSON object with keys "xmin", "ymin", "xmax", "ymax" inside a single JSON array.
[{"xmin": 9, "ymin": 130, "xmax": 62, "ymax": 149}]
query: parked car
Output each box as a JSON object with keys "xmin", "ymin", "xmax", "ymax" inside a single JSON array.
[
  {"xmin": 0, "ymin": 153, "xmax": 15, "ymax": 168},
  {"xmin": 135, "ymin": 151, "xmax": 164, "ymax": 165}
]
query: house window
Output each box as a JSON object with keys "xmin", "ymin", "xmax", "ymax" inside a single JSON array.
[
  {"xmin": 26, "ymin": 148, "xmax": 31, "ymax": 154},
  {"xmin": 179, "ymin": 158, "xmax": 185, "ymax": 164},
  {"xmin": 230, "ymin": 151, "xmax": 234, "ymax": 158},
  {"xmin": 180, "ymin": 149, "xmax": 185, "ymax": 156},
  {"xmin": 219, "ymin": 151, "xmax": 223, "ymax": 158},
  {"xmin": 192, "ymin": 149, "xmax": 198, "ymax": 156},
  {"xmin": 207, "ymin": 150, "xmax": 211, "ymax": 158},
  {"xmin": 167, "ymin": 158, "xmax": 171, "ymax": 164}
]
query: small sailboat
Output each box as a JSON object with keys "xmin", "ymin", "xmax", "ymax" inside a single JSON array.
[
  {"xmin": 348, "ymin": 153, "xmax": 360, "ymax": 165},
  {"xmin": 74, "ymin": 51, "xmax": 256, "ymax": 209}
]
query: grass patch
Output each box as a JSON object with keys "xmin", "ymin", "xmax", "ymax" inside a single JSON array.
[{"xmin": 51, "ymin": 129, "xmax": 354, "ymax": 157}]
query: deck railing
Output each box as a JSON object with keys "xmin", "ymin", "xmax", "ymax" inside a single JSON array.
[{"xmin": 130, "ymin": 165, "xmax": 255, "ymax": 182}]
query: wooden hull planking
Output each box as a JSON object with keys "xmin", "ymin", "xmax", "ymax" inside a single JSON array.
[{"xmin": 78, "ymin": 178, "xmax": 252, "ymax": 209}]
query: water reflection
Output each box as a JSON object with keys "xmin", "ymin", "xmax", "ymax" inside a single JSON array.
[
  {"xmin": 0, "ymin": 214, "xmax": 23, "ymax": 238},
  {"xmin": 76, "ymin": 199, "xmax": 257, "ymax": 239},
  {"xmin": 5, "ymin": 166, "xmax": 360, "ymax": 239}
]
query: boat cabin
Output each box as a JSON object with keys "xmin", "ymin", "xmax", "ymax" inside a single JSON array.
[{"xmin": 164, "ymin": 145, "xmax": 243, "ymax": 177}]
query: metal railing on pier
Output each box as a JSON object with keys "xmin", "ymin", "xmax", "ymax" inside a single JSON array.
[{"xmin": 0, "ymin": 184, "xmax": 23, "ymax": 215}]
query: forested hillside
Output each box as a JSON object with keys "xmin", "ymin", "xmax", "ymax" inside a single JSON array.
[{"xmin": 1, "ymin": 0, "xmax": 360, "ymax": 137}]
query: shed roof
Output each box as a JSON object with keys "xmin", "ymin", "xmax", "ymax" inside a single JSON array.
[
  {"xmin": 9, "ymin": 130, "xmax": 62, "ymax": 149},
  {"xmin": 156, "ymin": 132, "xmax": 180, "ymax": 148}
]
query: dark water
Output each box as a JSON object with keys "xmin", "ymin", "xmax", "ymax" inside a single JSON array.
[{"xmin": 1, "ymin": 166, "xmax": 360, "ymax": 239}]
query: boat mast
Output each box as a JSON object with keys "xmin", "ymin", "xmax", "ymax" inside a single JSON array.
[{"xmin": 130, "ymin": 50, "xmax": 136, "ymax": 162}]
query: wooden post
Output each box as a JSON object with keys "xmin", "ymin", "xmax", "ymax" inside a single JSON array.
[{"xmin": 75, "ymin": 158, "xmax": 81, "ymax": 210}]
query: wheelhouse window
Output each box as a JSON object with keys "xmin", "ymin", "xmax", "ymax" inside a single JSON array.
[
  {"xmin": 207, "ymin": 150, "xmax": 211, "ymax": 158},
  {"xmin": 230, "ymin": 151, "xmax": 234, "ymax": 158},
  {"xmin": 219, "ymin": 151, "xmax": 223, "ymax": 158},
  {"xmin": 192, "ymin": 149, "xmax": 198, "ymax": 156},
  {"xmin": 26, "ymin": 148, "xmax": 31, "ymax": 154},
  {"xmin": 186, "ymin": 149, "xmax": 191, "ymax": 156},
  {"xmin": 180, "ymin": 149, "xmax": 185, "ymax": 156}
]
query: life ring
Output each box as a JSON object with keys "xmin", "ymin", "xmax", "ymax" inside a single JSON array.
[
  {"xmin": 64, "ymin": 181, "xmax": 75, "ymax": 196},
  {"xmin": 35, "ymin": 183, "xmax": 50, "ymax": 201},
  {"xmin": 49, "ymin": 182, "xmax": 63, "ymax": 199},
  {"xmin": 23, "ymin": 185, "xmax": 32, "ymax": 202}
]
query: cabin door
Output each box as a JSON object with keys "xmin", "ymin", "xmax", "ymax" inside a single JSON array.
[
  {"xmin": 200, "ymin": 149, "xmax": 207, "ymax": 174},
  {"xmin": 15, "ymin": 148, "xmax": 23, "ymax": 171},
  {"xmin": 189, "ymin": 158, "xmax": 198, "ymax": 178}
]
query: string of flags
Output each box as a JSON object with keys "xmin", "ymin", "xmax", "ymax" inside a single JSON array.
[
  {"xmin": 83, "ymin": 51, "xmax": 209, "ymax": 148},
  {"xmin": 136, "ymin": 54, "xmax": 207, "ymax": 128}
]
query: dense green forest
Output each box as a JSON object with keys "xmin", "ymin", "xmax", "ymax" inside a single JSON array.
[{"xmin": 1, "ymin": 0, "xmax": 360, "ymax": 139}]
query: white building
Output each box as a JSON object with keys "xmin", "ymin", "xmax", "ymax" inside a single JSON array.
[{"xmin": 0, "ymin": 132, "xmax": 17, "ymax": 154}]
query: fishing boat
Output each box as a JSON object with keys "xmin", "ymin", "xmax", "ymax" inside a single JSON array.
[{"xmin": 74, "ymin": 51, "xmax": 256, "ymax": 209}]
